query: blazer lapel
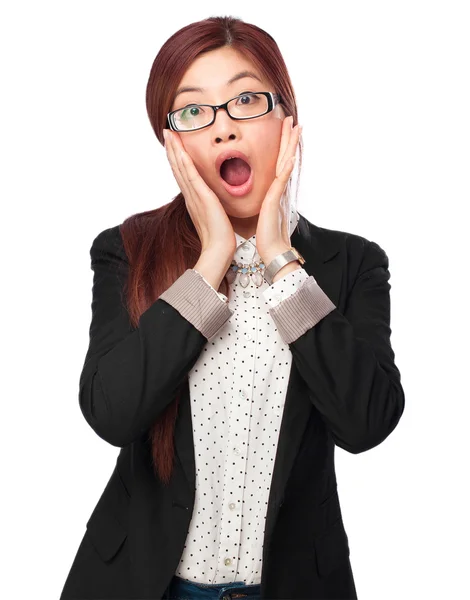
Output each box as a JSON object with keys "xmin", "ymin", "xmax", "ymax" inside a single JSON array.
[
  {"xmin": 291, "ymin": 213, "xmax": 343, "ymax": 306},
  {"xmin": 263, "ymin": 215, "xmax": 343, "ymax": 529}
]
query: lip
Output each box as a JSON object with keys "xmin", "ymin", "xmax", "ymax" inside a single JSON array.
[{"xmin": 215, "ymin": 149, "xmax": 253, "ymax": 197}]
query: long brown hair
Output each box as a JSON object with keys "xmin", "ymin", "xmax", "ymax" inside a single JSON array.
[{"xmin": 119, "ymin": 15, "xmax": 303, "ymax": 486}]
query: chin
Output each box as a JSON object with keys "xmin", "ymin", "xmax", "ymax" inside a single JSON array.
[
  {"xmin": 221, "ymin": 197, "xmax": 262, "ymax": 216},
  {"xmin": 226, "ymin": 209, "xmax": 261, "ymax": 220}
]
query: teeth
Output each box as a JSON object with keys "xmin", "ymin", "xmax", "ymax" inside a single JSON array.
[{"xmin": 220, "ymin": 155, "xmax": 246, "ymax": 165}]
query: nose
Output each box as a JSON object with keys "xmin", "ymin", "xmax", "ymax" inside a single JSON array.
[{"xmin": 211, "ymin": 106, "xmax": 239, "ymax": 143}]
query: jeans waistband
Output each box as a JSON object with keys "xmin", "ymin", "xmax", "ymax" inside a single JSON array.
[{"xmin": 168, "ymin": 574, "xmax": 261, "ymax": 599}]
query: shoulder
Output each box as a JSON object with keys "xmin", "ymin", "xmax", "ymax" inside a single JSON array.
[
  {"xmin": 298, "ymin": 213, "xmax": 389, "ymax": 270},
  {"xmin": 90, "ymin": 224, "xmax": 128, "ymax": 265}
]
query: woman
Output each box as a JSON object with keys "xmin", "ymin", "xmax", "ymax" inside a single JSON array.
[{"xmin": 60, "ymin": 15, "xmax": 405, "ymax": 600}]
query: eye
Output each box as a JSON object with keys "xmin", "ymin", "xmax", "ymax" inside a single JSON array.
[
  {"xmin": 236, "ymin": 92, "xmax": 261, "ymax": 105},
  {"xmin": 180, "ymin": 105, "xmax": 205, "ymax": 121}
]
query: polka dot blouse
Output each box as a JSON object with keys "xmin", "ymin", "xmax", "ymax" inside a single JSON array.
[{"xmin": 158, "ymin": 208, "xmax": 336, "ymax": 586}]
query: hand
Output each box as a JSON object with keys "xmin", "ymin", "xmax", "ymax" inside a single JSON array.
[
  {"xmin": 163, "ymin": 129, "xmax": 237, "ymax": 258},
  {"xmin": 255, "ymin": 116, "xmax": 302, "ymax": 265}
]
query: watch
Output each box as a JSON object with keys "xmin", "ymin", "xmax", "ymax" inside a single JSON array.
[{"xmin": 263, "ymin": 246, "xmax": 305, "ymax": 286}]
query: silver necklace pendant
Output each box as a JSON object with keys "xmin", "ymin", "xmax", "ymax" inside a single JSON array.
[{"xmin": 226, "ymin": 260, "xmax": 266, "ymax": 288}]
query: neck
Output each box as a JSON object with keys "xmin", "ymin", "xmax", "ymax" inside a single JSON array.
[{"xmin": 228, "ymin": 213, "xmax": 259, "ymax": 241}]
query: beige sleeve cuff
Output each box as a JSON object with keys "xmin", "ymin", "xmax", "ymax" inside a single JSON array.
[
  {"xmin": 267, "ymin": 276, "xmax": 336, "ymax": 344},
  {"xmin": 159, "ymin": 269, "xmax": 233, "ymax": 340}
]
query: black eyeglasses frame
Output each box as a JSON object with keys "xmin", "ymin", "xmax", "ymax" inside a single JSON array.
[{"xmin": 166, "ymin": 91, "xmax": 282, "ymax": 132}]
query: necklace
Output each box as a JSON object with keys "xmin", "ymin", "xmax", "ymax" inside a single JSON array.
[{"xmin": 226, "ymin": 258, "xmax": 266, "ymax": 288}]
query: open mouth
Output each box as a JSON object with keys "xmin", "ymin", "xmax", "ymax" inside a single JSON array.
[{"xmin": 219, "ymin": 157, "xmax": 252, "ymax": 187}]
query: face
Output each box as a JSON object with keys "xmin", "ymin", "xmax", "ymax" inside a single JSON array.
[{"xmin": 169, "ymin": 46, "xmax": 287, "ymax": 223}]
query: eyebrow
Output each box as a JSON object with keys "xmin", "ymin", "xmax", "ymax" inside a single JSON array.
[{"xmin": 174, "ymin": 70, "xmax": 263, "ymax": 100}]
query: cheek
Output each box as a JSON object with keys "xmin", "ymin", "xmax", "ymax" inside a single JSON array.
[
  {"xmin": 259, "ymin": 133, "xmax": 281, "ymax": 174},
  {"xmin": 184, "ymin": 148, "xmax": 215, "ymax": 186},
  {"xmin": 257, "ymin": 125, "xmax": 283, "ymax": 164},
  {"xmin": 181, "ymin": 144, "xmax": 203, "ymax": 171},
  {"xmin": 181, "ymin": 137, "xmax": 213, "ymax": 178}
]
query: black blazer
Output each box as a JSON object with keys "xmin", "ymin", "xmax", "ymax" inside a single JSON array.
[{"xmin": 60, "ymin": 213, "xmax": 405, "ymax": 599}]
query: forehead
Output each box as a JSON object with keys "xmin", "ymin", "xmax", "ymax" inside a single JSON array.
[{"xmin": 176, "ymin": 46, "xmax": 267, "ymax": 92}]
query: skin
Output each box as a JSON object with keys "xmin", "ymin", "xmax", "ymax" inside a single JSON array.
[{"xmin": 168, "ymin": 46, "xmax": 292, "ymax": 240}]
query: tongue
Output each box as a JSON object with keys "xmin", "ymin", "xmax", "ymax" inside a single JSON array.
[{"xmin": 220, "ymin": 157, "xmax": 251, "ymax": 186}]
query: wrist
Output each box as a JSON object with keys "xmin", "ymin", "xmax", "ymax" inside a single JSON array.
[
  {"xmin": 260, "ymin": 245, "xmax": 291, "ymax": 267},
  {"xmin": 194, "ymin": 252, "xmax": 232, "ymax": 291}
]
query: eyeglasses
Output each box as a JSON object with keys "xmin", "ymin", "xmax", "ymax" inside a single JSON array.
[{"xmin": 167, "ymin": 91, "xmax": 282, "ymax": 132}]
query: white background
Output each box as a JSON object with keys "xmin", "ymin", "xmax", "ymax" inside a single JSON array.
[{"xmin": 2, "ymin": 1, "xmax": 469, "ymax": 598}]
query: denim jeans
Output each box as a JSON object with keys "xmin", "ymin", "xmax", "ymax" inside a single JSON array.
[{"xmin": 164, "ymin": 574, "xmax": 261, "ymax": 600}]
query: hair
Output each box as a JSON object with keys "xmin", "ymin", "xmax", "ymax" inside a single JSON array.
[{"xmin": 119, "ymin": 15, "xmax": 303, "ymax": 486}]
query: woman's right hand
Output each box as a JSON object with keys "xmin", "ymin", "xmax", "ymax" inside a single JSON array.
[{"xmin": 163, "ymin": 129, "xmax": 237, "ymax": 258}]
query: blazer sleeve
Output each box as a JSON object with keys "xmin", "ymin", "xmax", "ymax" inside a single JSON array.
[
  {"xmin": 79, "ymin": 226, "xmax": 233, "ymax": 447},
  {"xmin": 265, "ymin": 238, "xmax": 405, "ymax": 454}
]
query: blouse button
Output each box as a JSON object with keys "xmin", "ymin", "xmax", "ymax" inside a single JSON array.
[
  {"xmin": 243, "ymin": 290, "xmax": 251, "ymax": 298},
  {"xmin": 224, "ymin": 558, "xmax": 232, "ymax": 566}
]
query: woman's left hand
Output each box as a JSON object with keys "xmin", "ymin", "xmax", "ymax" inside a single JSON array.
[{"xmin": 255, "ymin": 116, "xmax": 302, "ymax": 266}]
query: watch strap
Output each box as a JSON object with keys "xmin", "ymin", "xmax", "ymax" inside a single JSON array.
[{"xmin": 263, "ymin": 247, "xmax": 305, "ymax": 285}]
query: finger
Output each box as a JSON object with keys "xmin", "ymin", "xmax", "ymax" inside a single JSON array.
[
  {"xmin": 168, "ymin": 132, "xmax": 186, "ymax": 181},
  {"xmin": 167, "ymin": 131, "xmax": 197, "ymax": 192},
  {"xmin": 168, "ymin": 133, "xmax": 186, "ymax": 187},
  {"xmin": 166, "ymin": 132, "xmax": 213, "ymax": 213},
  {"xmin": 276, "ymin": 116, "xmax": 293, "ymax": 177},
  {"xmin": 278, "ymin": 124, "xmax": 301, "ymax": 175},
  {"xmin": 266, "ymin": 156, "xmax": 296, "ymax": 205},
  {"xmin": 287, "ymin": 125, "xmax": 302, "ymax": 162},
  {"xmin": 278, "ymin": 157, "xmax": 296, "ymax": 191},
  {"xmin": 164, "ymin": 130, "xmax": 182, "ymax": 180},
  {"xmin": 168, "ymin": 132, "xmax": 215, "ymax": 201},
  {"xmin": 180, "ymin": 149, "xmax": 217, "ymax": 202},
  {"xmin": 165, "ymin": 131, "xmax": 192, "ymax": 199}
]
